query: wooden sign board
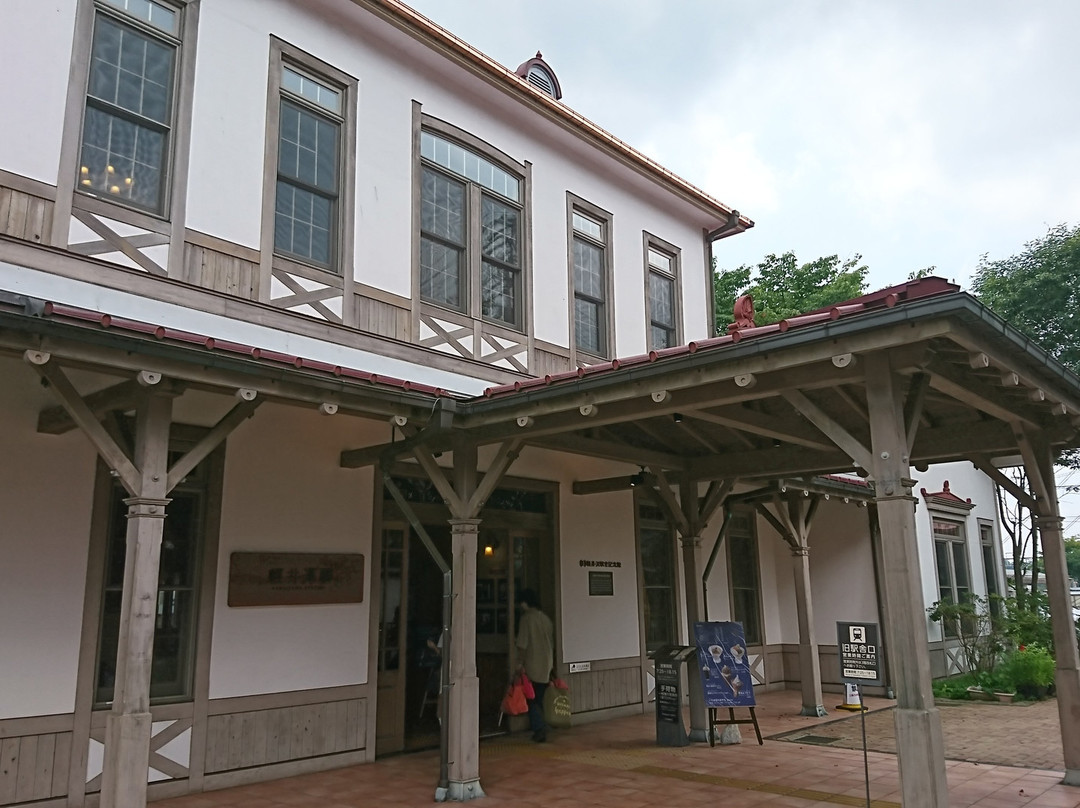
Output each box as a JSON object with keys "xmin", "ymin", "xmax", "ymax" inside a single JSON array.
[{"xmin": 228, "ymin": 552, "xmax": 364, "ymax": 607}]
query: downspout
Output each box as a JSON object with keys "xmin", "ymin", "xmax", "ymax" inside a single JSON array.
[
  {"xmin": 702, "ymin": 508, "xmax": 734, "ymax": 621},
  {"xmin": 706, "ymin": 210, "xmax": 750, "ymax": 336}
]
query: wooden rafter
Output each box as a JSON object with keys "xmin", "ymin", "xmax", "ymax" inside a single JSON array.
[
  {"xmin": 683, "ymin": 406, "xmax": 833, "ymax": 452},
  {"xmin": 782, "ymin": 389, "xmax": 874, "ymax": 471}
]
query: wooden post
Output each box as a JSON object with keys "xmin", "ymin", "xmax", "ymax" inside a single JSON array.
[
  {"xmin": 445, "ymin": 443, "xmax": 483, "ymax": 800},
  {"xmin": 1017, "ymin": 432, "xmax": 1080, "ymax": 786},
  {"xmin": 791, "ymin": 540, "xmax": 826, "ymax": 716},
  {"xmin": 865, "ymin": 356, "xmax": 949, "ymax": 807},
  {"xmin": 101, "ymin": 392, "xmax": 172, "ymax": 808},
  {"xmin": 679, "ymin": 530, "xmax": 709, "ymax": 741}
]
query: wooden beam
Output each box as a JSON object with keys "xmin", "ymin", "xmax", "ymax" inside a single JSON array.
[
  {"xmin": 647, "ymin": 468, "xmax": 691, "ymax": 535},
  {"xmin": 411, "ymin": 446, "xmax": 464, "ymax": 515},
  {"xmin": 926, "ymin": 357, "xmax": 1041, "ymax": 429},
  {"xmin": 37, "ymin": 379, "xmax": 142, "ymax": 434},
  {"xmin": 28, "ymin": 354, "xmax": 140, "ymax": 494},
  {"xmin": 903, "ymin": 372, "xmax": 931, "ymax": 455},
  {"xmin": 571, "ymin": 476, "xmax": 637, "ymax": 496},
  {"xmin": 532, "ymin": 432, "xmax": 687, "ymax": 469},
  {"xmin": 166, "ymin": 398, "xmax": 261, "ymax": 492},
  {"xmin": 782, "ymin": 389, "xmax": 875, "ymax": 471},
  {"xmin": 757, "ymin": 502, "xmax": 797, "ymax": 550},
  {"xmin": 464, "ymin": 439, "xmax": 522, "ymax": 516},
  {"xmin": 675, "ymin": 418, "xmax": 723, "ymax": 453},
  {"xmin": 968, "ymin": 453, "xmax": 1037, "ymax": 511},
  {"xmin": 687, "ymin": 444, "xmax": 853, "ymax": 480},
  {"xmin": 682, "ymin": 406, "xmax": 834, "ymax": 452}
]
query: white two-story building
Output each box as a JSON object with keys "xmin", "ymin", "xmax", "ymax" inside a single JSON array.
[{"xmin": 2, "ymin": 1, "xmax": 1079, "ymax": 806}]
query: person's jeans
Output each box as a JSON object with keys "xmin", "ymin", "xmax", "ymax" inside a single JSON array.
[{"xmin": 527, "ymin": 679, "xmax": 548, "ymax": 735}]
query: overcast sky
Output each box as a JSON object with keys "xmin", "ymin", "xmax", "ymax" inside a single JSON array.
[{"xmin": 407, "ymin": 0, "xmax": 1080, "ymax": 294}]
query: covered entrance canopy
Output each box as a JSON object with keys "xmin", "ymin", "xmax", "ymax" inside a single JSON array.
[
  {"xmin": 345, "ymin": 276, "xmax": 1080, "ymax": 804},
  {"xmin": 5, "ymin": 275, "xmax": 1080, "ymax": 807}
]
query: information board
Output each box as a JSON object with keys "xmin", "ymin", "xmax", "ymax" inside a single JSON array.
[
  {"xmin": 655, "ymin": 660, "xmax": 681, "ymax": 723},
  {"xmin": 836, "ymin": 621, "xmax": 882, "ymax": 686},
  {"xmin": 693, "ymin": 621, "xmax": 755, "ymax": 708}
]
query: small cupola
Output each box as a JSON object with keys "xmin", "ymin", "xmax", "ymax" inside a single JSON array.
[{"xmin": 515, "ymin": 51, "xmax": 562, "ymax": 100}]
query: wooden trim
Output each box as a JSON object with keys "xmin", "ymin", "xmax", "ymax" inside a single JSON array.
[
  {"xmin": 642, "ymin": 230, "xmax": 683, "ymax": 350},
  {"xmin": 534, "ymin": 339, "xmax": 570, "ymax": 359},
  {"xmin": 50, "ymin": 0, "xmax": 95, "ymax": 248},
  {"xmin": 565, "ymin": 192, "xmax": 615, "ymax": 363},
  {"xmin": 260, "ymin": 38, "xmax": 359, "ymax": 313},
  {"xmin": 366, "ymin": 465, "xmax": 385, "ymax": 763},
  {"xmin": 205, "ymin": 684, "xmax": 370, "ymax": 716},
  {"xmin": 0, "ymin": 714, "xmax": 74, "ymax": 739},
  {"xmin": 184, "ymin": 229, "xmax": 261, "ymax": 264},
  {"xmin": 355, "ymin": 282, "xmax": 410, "ymax": 310},
  {"xmin": 0, "ymin": 238, "xmax": 525, "ymax": 385},
  {"xmin": 165, "ymin": 0, "xmax": 200, "ymax": 278},
  {"xmin": 201, "ymin": 749, "xmax": 367, "ymax": 792},
  {"xmin": 71, "ymin": 195, "xmax": 171, "ymax": 237},
  {"xmin": 523, "ymin": 160, "xmax": 535, "ymax": 372},
  {"xmin": 704, "ymin": 228, "xmax": 716, "ymax": 337},
  {"xmin": 419, "ymin": 113, "xmax": 527, "ymax": 176},
  {"xmin": 0, "ymin": 170, "xmax": 57, "ymax": 201},
  {"xmin": 409, "ymin": 100, "xmax": 423, "ymax": 343}
]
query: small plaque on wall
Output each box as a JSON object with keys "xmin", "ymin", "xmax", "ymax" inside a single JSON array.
[
  {"xmin": 228, "ymin": 552, "xmax": 364, "ymax": 607},
  {"xmin": 588, "ymin": 570, "xmax": 614, "ymax": 596}
]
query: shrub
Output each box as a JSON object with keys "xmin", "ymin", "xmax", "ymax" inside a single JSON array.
[
  {"xmin": 927, "ymin": 595, "xmax": 1004, "ymax": 675},
  {"xmin": 1002, "ymin": 645, "xmax": 1055, "ymax": 699},
  {"xmin": 932, "ymin": 673, "xmax": 978, "ymax": 700}
]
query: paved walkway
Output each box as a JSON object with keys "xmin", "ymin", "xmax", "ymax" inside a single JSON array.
[
  {"xmin": 771, "ymin": 697, "xmax": 1065, "ymax": 771},
  {"xmin": 159, "ymin": 691, "xmax": 1080, "ymax": 808}
]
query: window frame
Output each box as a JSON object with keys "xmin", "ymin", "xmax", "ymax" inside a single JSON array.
[
  {"xmin": 931, "ymin": 516, "xmax": 972, "ymax": 639},
  {"xmin": 634, "ymin": 494, "xmax": 679, "ymax": 656},
  {"xmin": 260, "ymin": 38, "xmax": 357, "ymax": 282},
  {"xmin": 727, "ymin": 509, "xmax": 764, "ymax": 647},
  {"xmin": 979, "ymin": 519, "xmax": 1002, "ymax": 618},
  {"xmin": 55, "ymin": 0, "xmax": 199, "ymax": 271},
  {"xmin": 414, "ymin": 113, "xmax": 530, "ymax": 333},
  {"xmin": 566, "ymin": 193, "xmax": 615, "ymax": 362},
  {"xmin": 642, "ymin": 232, "xmax": 682, "ymax": 351}
]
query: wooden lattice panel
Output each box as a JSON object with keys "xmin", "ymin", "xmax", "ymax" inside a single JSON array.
[
  {"xmin": 68, "ymin": 210, "xmax": 169, "ymax": 276},
  {"xmin": 269, "ymin": 269, "xmax": 343, "ymax": 323}
]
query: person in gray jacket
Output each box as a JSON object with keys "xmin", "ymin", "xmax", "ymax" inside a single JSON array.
[{"xmin": 515, "ymin": 588, "xmax": 554, "ymax": 742}]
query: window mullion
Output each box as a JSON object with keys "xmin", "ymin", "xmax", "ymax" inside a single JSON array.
[{"xmin": 468, "ymin": 183, "xmax": 481, "ymax": 317}]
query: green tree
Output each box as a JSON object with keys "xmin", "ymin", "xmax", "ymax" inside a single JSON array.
[
  {"xmin": 1065, "ymin": 538, "xmax": 1080, "ymax": 584},
  {"xmin": 971, "ymin": 223, "xmax": 1080, "ymax": 373},
  {"xmin": 713, "ymin": 251, "xmax": 868, "ymax": 333}
]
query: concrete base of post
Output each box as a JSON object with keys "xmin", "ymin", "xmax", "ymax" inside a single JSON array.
[
  {"xmin": 437, "ymin": 779, "xmax": 486, "ymax": 802},
  {"xmin": 688, "ymin": 728, "xmax": 709, "ymax": 743},
  {"xmin": 799, "ymin": 704, "xmax": 827, "ymax": 717},
  {"xmin": 100, "ymin": 710, "xmax": 152, "ymax": 807},
  {"xmin": 1062, "ymin": 769, "xmax": 1080, "ymax": 787}
]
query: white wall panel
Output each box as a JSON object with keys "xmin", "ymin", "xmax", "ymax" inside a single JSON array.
[
  {"xmin": 0, "ymin": 1, "xmax": 76, "ymax": 185},
  {"xmin": 209, "ymin": 404, "xmax": 380, "ymax": 698},
  {"xmin": 0, "ymin": 358, "xmax": 95, "ymax": 718}
]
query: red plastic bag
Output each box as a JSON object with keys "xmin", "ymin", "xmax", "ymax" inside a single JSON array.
[
  {"xmin": 500, "ymin": 682, "xmax": 529, "ymax": 716},
  {"xmin": 517, "ymin": 671, "xmax": 535, "ymax": 700}
]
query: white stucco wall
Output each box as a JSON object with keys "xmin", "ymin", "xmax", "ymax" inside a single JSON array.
[
  {"xmin": 208, "ymin": 403, "xmax": 381, "ymax": 698},
  {"xmin": 804, "ymin": 501, "xmax": 880, "ymax": 635},
  {"xmin": 0, "ymin": 358, "xmax": 96, "ymax": 719},
  {"xmin": 0, "ymin": 1, "xmax": 76, "ymax": 185},
  {"xmin": 181, "ymin": 0, "xmax": 720, "ymax": 347}
]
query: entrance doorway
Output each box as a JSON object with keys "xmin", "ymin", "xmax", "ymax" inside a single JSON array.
[{"xmin": 374, "ymin": 477, "xmax": 555, "ymax": 755}]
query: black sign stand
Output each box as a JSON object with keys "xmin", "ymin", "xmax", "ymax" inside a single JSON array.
[
  {"xmin": 836, "ymin": 621, "xmax": 883, "ymax": 808},
  {"xmin": 706, "ymin": 706, "xmax": 763, "ymax": 746}
]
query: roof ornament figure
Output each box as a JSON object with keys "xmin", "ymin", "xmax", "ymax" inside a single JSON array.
[{"xmin": 728, "ymin": 294, "xmax": 756, "ymax": 334}]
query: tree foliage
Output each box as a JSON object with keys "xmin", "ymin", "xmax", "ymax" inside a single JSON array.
[
  {"xmin": 971, "ymin": 223, "xmax": 1080, "ymax": 373},
  {"xmin": 1065, "ymin": 538, "xmax": 1080, "ymax": 585},
  {"xmin": 713, "ymin": 251, "xmax": 868, "ymax": 333}
]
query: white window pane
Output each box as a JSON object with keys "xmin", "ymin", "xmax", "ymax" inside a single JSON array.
[
  {"xmin": 648, "ymin": 248, "xmax": 672, "ymax": 273},
  {"xmin": 572, "ymin": 212, "xmax": 602, "ymax": 240}
]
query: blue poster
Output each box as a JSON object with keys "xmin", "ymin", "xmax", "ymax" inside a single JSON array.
[{"xmin": 693, "ymin": 621, "xmax": 755, "ymax": 707}]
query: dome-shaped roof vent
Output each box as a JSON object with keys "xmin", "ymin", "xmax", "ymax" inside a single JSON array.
[{"xmin": 515, "ymin": 52, "xmax": 562, "ymax": 100}]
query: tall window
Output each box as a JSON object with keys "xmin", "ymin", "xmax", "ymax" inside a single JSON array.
[
  {"xmin": 95, "ymin": 456, "xmax": 207, "ymax": 705},
  {"xmin": 637, "ymin": 500, "xmax": 677, "ymax": 655},
  {"xmin": 273, "ymin": 65, "xmax": 343, "ymax": 269},
  {"xmin": 78, "ymin": 0, "xmax": 181, "ymax": 214},
  {"xmin": 420, "ymin": 129, "xmax": 524, "ymax": 328},
  {"xmin": 728, "ymin": 511, "xmax": 762, "ymax": 646},
  {"xmin": 933, "ymin": 518, "xmax": 971, "ymax": 638},
  {"xmin": 568, "ymin": 196, "xmax": 613, "ymax": 358},
  {"xmin": 979, "ymin": 522, "xmax": 1001, "ymax": 618},
  {"xmin": 644, "ymin": 236, "xmax": 680, "ymax": 350}
]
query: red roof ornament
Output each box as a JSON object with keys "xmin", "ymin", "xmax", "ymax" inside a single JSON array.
[
  {"xmin": 728, "ymin": 294, "xmax": 755, "ymax": 334},
  {"xmin": 920, "ymin": 480, "xmax": 975, "ymax": 510}
]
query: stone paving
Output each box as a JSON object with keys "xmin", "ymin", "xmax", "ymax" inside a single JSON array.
[{"xmin": 158, "ymin": 690, "xmax": 1080, "ymax": 808}]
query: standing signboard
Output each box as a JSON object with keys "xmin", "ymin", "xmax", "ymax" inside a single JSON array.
[
  {"xmin": 693, "ymin": 621, "xmax": 755, "ymax": 707},
  {"xmin": 836, "ymin": 622, "xmax": 882, "ymax": 686}
]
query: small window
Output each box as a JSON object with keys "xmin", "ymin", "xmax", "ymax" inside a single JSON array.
[
  {"xmin": 980, "ymin": 522, "xmax": 1001, "ymax": 618},
  {"xmin": 568, "ymin": 196, "xmax": 613, "ymax": 359},
  {"xmin": 932, "ymin": 518, "xmax": 971, "ymax": 638},
  {"xmin": 644, "ymin": 236, "xmax": 681, "ymax": 350},
  {"xmin": 273, "ymin": 64, "xmax": 344, "ymax": 269},
  {"xmin": 77, "ymin": 0, "xmax": 181, "ymax": 214},
  {"xmin": 419, "ymin": 128, "xmax": 525, "ymax": 329},
  {"xmin": 728, "ymin": 511, "xmax": 762, "ymax": 646},
  {"xmin": 637, "ymin": 496, "xmax": 677, "ymax": 654}
]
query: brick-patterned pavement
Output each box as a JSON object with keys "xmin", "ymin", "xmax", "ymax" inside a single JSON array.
[
  {"xmin": 158, "ymin": 691, "xmax": 1080, "ymax": 808},
  {"xmin": 771, "ymin": 698, "xmax": 1065, "ymax": 771}
]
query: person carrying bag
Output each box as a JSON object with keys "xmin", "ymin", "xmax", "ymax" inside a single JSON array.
[{"xmin": 515, "ymin": 588, "xmax": 554, "ymax": 742}]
